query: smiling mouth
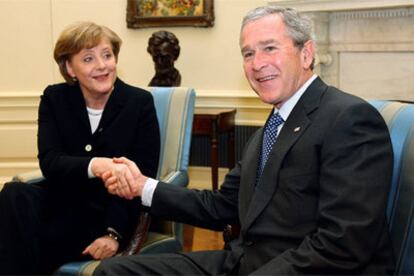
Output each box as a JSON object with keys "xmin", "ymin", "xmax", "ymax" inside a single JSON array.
[
  {"xmin": 93, "ymin": 73, "xmax": 109, "ymax": 81},
  {"xmin": 256, "ymin": 75, "xmax": 276, "ymax": 82}
]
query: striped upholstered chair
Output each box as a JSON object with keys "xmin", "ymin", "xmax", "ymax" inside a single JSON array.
[
  {"xmin": 369, "ymin": 100, "xmax": 414, "ymax": 275},
  {"xmin": 13, "ymin": 87, "xmax": 195, "ymax": 275}
]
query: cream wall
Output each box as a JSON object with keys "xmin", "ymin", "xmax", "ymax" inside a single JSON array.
[
  {"xmin": 0, "ymin": 0, "xmax": 268, "ymax": 177},
  {"xmin": 1, "ymin": 0, "xmax": 413, "ymax": 178},
  {"xmin": 0, "ymin": 0, "xmax": 266, "ymax": 92}
]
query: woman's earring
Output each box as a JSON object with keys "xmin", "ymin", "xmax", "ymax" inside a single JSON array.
[{"xmin": 72, "ymin": 76, "xmax": 77, "ymax": 82}]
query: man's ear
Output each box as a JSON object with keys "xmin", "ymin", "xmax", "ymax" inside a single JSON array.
[
  {"xmin": 302, "ymin": 40, "xmax": 315, "ymax": 69},
  {"xmin": 65, "ymin": 60, "xmax": 75, "ymax": 78}
]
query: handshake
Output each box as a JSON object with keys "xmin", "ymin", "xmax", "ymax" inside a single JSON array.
[{"xmin": 92, "ymin": 157, "xmax": 148, "ymax": 200}]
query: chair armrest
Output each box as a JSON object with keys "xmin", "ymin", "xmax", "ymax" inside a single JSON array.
[
  {"xmin": 160, "ymin": 170, "xmax": 189, "ymax": 187},
  {"xmin": 12, "ymin": 169, "xmax": 45, "ymax": 184},
  {"xmin": 121, "ymin": 170, "xmax": 189, "ymax": 256},
  {"xmin": 120, "ymin": 212, "xmax": 151, "ymax": 256}
]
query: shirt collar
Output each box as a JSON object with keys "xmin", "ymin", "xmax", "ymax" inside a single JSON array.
[{"xmin": 275, "ymin": 74, "xmax": 318, "ymax": 121}]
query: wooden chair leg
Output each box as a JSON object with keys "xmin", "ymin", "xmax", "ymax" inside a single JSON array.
[{"xmin": 121, "ymin": 212, "xmax": 151, "ymax": 256}]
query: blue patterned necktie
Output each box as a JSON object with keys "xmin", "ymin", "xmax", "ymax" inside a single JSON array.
[{"xmin": 258, "ymin": 112, "xmax": 284, "ymax": 176}]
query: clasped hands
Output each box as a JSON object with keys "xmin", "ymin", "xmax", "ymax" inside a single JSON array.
[
  {"xmin": 93, "ymin": 157, "xmax": 148, "ymax": 200},
  {"xmin": 103, "ymin": 157, "xmax": 148, "ymax": 199}
]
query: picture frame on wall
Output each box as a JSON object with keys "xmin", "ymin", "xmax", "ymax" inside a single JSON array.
[{"xmin": 127, "ymin": 0, "xmax": 214, "ymax": 28}]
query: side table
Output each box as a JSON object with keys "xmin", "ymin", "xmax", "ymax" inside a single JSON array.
[{"xmin": 192, "ymin": 108, "xmax": 237, "ymax": 190}]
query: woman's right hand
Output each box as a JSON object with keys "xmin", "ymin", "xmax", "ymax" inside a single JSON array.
[
  {"xmin": 101, "ymin": 157, "xmax": 148, "ymax": 200},
  {"xmin": 91, "ymin": 157, "xmax": 133, "ymax": 199},
  {"xmin": 108, "ymin": 161, "xmax": 136, "ymax": 199},
  {"xmin": 90, "ymin": 157, "xmax": 115, "ymax": 178},
  {"xmin": 82, "ymin": 235, "xmax": 119, "ymax": 260}
]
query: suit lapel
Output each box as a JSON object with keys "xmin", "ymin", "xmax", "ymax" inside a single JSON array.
[
  {"xmin": 68, "ymin": 79, "xmax": 127, "ymax": 136},
  {"xmin": 241, "ymin": 77, "xmax": 326, "ymax": 234},
  {"xmin": 67, "ymin": 84, "xmax": 90, "ymax": 132},
  {"xmin": 95, "ymin": 79, "xmax": 126, "ymax": 133}
]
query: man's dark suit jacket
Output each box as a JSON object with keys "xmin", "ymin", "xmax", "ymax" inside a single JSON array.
[
  {"xmin": 150, "ymin": 77, "xmax": 395, "ymax": 274},
  {"xmin": 37, "ymin": 78, "xmax": 160, "ymax": 247}
]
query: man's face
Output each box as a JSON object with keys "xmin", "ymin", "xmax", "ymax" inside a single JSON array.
[{"xmin": 240, "ymin": 14, "xmax": 314, "ymax": 108}]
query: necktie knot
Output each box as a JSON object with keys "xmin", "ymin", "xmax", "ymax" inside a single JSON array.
[
  {"xmin": 258, "ymin": 112, "xmax": 284, "ymax": 176},
  {"xmin": 266, "ymin": 112, "xmax": 284, "ymax": 132}
]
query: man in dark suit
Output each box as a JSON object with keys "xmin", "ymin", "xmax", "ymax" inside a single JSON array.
[{"xmin": 95, "ymin": 6, "xmax": 395, "ymax": 275}]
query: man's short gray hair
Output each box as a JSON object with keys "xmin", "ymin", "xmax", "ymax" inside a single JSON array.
[{"xmin": 241, "ymin": 6, "xmax": 314, "ymax": 49}]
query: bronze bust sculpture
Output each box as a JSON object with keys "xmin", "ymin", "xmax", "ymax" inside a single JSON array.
[{"xmin": 147, "ymin": 30, "xmax": 181, "ymax": 87}]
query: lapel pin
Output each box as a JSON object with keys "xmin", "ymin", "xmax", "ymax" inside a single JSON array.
[{"xmin": 294, "ymin": 127, "xmax": 301, "ymax": 133}]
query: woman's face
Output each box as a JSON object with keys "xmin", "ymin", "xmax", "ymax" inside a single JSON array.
[{"xmin": 66, "ymin": 37, "xmax": 117, "ymax": 99}]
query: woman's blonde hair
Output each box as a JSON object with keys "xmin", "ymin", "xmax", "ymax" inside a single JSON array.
[{"xmin": 54, "ymin": 21, "xmax": 122, "ymax": 85}]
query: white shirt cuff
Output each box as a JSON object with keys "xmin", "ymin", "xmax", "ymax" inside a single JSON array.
[
  {"xmin": 142, "ymin": 178, "xmax": 159, "ymax": 207},
  {"xmin": 87, "ymin": 158, "xmax": 96, "ymax": 178}
]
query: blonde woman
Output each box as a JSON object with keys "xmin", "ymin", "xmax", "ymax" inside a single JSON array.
[{"xmin": 0, "ymin": 22, "xmax": 160, "ymax": 274}]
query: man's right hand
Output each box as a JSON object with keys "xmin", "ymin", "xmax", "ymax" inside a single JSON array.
[{"xmin": 101, "ymin": 157, "xmax": 148, "ymax": 200}]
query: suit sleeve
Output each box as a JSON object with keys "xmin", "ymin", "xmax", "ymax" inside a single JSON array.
[
  {"xmin": 150, "ymin": 163, "xmax": 241, "ymax": 230},
  {"xmin": 251, "ymin": 102, "xmax": 393, "ymax": 275},
  {"xmin": 149, "ymin": 127, "xmax": 264, "ymax": 229}
]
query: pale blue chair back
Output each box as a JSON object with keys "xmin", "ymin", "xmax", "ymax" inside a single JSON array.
[
  {"xmin": 369, "ymin": 100, "xmax": 414, "ymax": 275},
  {"xmin": 150, "ymin": 87, "xmax": 194, "ymax": 180},
  {"xmin": 140, "ymin": 87, "xmax": 195, "ymax": 253}
]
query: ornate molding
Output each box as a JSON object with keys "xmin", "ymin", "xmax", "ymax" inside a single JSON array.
[
  {"xmin": 269, "ymin": 0, "xmax": 414, "ymax": 89},
  {"xmin": 267, "ymin": 0, "xmax": 414, "ymax": 12},
  {"xmin": 0, "ymin": 91, "xmax": 40, "ymax": 124},
  {"xmin": 315, "ymin": 53, "xmax": 332, "ymax": 66},
  {"xmin": 0, "ymin": 163, "xmax": 39, "ymax": 179},
  {"xmin": 0, "ymin": 89, "xmax": 269, "ymax": 177},
  {"xmin": 330, "ymin": 7, "xmax": 414, "ymax": 20},
  {"xmin": 0, "ymin": 89, "xmax": 271, "ymax": 127},
  {"xmin": 0, "ymin": 91, "xmax": 40, "ymax": 107}
]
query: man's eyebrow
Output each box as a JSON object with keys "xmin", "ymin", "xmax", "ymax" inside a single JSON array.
[
  {"xmin": 241, "ymin": 45, "xmax": 251, "ymax": 53},
  {"xmin": 259, "ymin": 39, "xmax": 278, "ymax": 46},
  {"xmin": 241, "ymin": 39, "xmax": 279, "ymax": 52}
]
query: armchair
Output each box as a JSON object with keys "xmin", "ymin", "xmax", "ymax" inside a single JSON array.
[
  {"xmin": 13, "ymin": 87, "xmax": 195, "ymax": 275},
  {"xmin": 369, "ymin": 100, "xmax": 414, "ymax": 275}
]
